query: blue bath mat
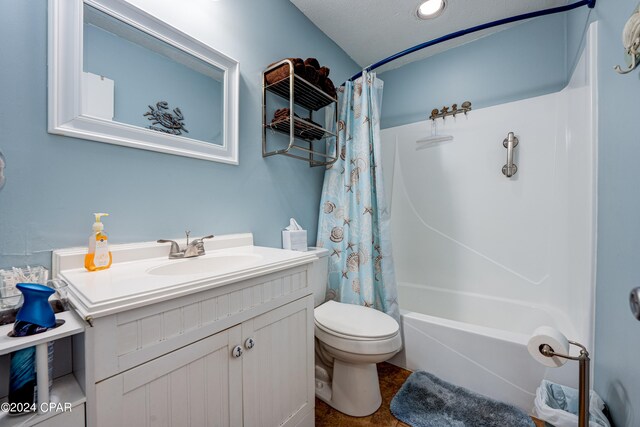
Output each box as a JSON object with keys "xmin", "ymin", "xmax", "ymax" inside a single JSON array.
[{"xmin": 390, "ymin": 371, "xmax": 535, "ymax": 427}]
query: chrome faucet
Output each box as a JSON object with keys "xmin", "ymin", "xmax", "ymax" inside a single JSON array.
[{"xmin": 157, "ymin": 231, "xmax": 214, "ymax": 259}]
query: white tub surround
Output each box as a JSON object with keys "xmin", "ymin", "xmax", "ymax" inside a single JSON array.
[
  {"xmin": 54, "ymin": 233, "xmax": 317, "ymax": 427},
  {"xmin": 382, "ymin": 23, "xmax": 598, "ymax": 413},
  {"xmin": 392, "ymin": 283, "xmax": 579, "ymax": 411}
]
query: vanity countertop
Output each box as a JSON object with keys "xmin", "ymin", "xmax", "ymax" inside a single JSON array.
[{"xmin": 53, "ymin": 234, "xmax": 317, "ymax": 319}]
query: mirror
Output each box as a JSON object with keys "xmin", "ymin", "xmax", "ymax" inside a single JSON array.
[{"xmin": 48, "ymin": 0, "xmax": 239, "ymax": 164}]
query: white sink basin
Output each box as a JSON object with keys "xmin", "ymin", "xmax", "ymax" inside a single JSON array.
[
  {"xmin": 147, "ymin": 254, "xmax": 263, "ymax": 276},
  {"xmin": 55, "ymin": 234, "xmax": 320, "ymax": 319}
]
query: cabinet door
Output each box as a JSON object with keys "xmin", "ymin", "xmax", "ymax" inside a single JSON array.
[
  {"xmin": 242, "ymin": 296, "xmax": 314, "ymax": 427},
  {"xmin": 96, "ymin": 325, "xmax": 242, "ymax": 427}
]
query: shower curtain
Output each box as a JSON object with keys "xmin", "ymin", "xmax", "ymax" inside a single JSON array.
[{"xmin": 316, "ymin": 71, "xmax": 399, "ymax": 322}]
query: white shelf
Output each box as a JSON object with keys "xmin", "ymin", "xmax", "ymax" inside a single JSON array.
[
  {"xmin": 0, "ymin": 374, "xmax": 85, "ymax": 427},
  {"xmin": 0, "ymin": 311, "xmax": 85, "ymax": 356}
]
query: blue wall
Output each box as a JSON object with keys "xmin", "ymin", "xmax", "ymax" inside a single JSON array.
[
  {"xmin": 0, "ymin": 0, "xmax": 358, "ymax": 270},
  {"xmin": 379, "ymin": 13, "xmax": 569, "ymax": 129},
  {"xmin": 84, "ymin": 22, "xmax": 223, "ymax": 144},
  {"xmin": 587, "ymin": 1, "xmax": 640, "ymax": 425}
]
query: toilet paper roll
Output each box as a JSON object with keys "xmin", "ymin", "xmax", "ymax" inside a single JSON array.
[{"xmin": 527, "ymin": 326, "xmax": 570, "ymax": 368}]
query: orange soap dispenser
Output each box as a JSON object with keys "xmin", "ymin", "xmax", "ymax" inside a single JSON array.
[{"xmin": 84, "ymin": 213, "xmax": 112, "ymax": 271}]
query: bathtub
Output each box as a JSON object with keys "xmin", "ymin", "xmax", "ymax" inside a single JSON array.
[{"xmin": 389, "ymin": 282, "xmax": 580, "ymax": 412}]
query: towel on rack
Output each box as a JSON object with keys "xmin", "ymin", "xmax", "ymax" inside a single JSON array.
[
  {"xmin": 321, "ymin": 77, "xmax": 337, "ymax": 99},
  {"xmin": 312, "ymin": 64, "xmax": 336, "ymax": 98},
  {"xmin": 318, "ymin": 66, "xmax": 330, "ymax": 82},
  {"xmin": 270, "ymin": 108, "xmax": 325, "ymax": 140},
  {"xmin": 304, "ymin": 64, "xmax": 319, "ymax": 85},
  {"xmin": 265, "ymin": 58, "xmax": 305, "ymax": 84},
  {"xmin": 304, "ymin": 58, "xmax": 321, "ymax": 70},
  {"xmin": 317, "ymin": 66, "xmax": 335, "ymax": 98},
  {"xmin": 264, "ymin": 57, "xmax": 336, "ymax": 99}
]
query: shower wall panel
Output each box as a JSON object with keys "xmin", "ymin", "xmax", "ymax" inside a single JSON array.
[{"xmin": 380, "ymin": 31, "xmax": 597, "ymax": 348}]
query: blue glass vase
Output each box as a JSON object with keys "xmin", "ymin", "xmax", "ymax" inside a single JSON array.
[
  {"xmin": 8, "ymin": 283, "xmax": 56, "ymax": 413},
  {"xmin": 15, "ymin": 283, "xmax": 55, "ymax": 328}
]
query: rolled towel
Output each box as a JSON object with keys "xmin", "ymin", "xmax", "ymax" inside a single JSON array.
[
  {"xmin": 321, "ymin": 77, "xmax": 337, "ymax": 99},
  {"xmin": 270, "ymin": 108, "xmax": 324, "ymax": 140},
  {"xmin": 273, "ymin": 107, "xmax": 290, "ymax": 120},
  {"xmin": 304, "ymin": 64, "xmax": 319, "ymax": 85},
  {"xmin": 291, "ymin": 58, "xmax": 305, "ymax": 76},
  {"xmin": 272, "ymin": 108, "xmax": 296, "ymax": 123},
  {"xmin": 318, "ymin": 66, "xmax": 330, "ymax": 81},
  {"xmin": 304, "ymin": 58, "xmax": 320, "ymax": 70}
]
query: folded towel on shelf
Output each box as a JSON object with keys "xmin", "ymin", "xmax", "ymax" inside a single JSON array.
[
  {"xmin": 264, "ymin": 57, "xmax": 337, "ymax": 100},
  {"xmin": 265, "ymin": 58, "xmax": 305, "ymax": 84},
  {"xmin": 270, "ymin": 108, "xmax": 325, "ymax": 140},
  {"xmin": 273, "ymin": 108, "xmax": 291, "ymax": 121}
]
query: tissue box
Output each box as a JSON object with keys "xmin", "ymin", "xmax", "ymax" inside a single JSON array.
[{"xmin": 282, "ymin": 230, "xmax": 308, "ymax": 251}]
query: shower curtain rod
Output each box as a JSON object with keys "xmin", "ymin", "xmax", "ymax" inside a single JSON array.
[{"xmin": 346, "ymin": 0, "xmax": 596, "ymax": 83}]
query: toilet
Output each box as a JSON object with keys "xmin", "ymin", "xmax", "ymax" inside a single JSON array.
[{"xmin": 309, "ymin": 247, "xmax": 402, "ymax": 417}]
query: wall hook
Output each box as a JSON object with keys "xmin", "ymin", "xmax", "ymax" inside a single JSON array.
[
  {"xmin": 429, "ymin": 101, "xmax": 472, "ymax": 121},
  {"xmin": 614, "ymin": 6, "xmax": 640, "ymax": 74}
]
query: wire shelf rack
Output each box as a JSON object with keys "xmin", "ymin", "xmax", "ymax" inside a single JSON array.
[
  {"xmin": 265, "ymin": 75, "xmax": 336, "ymax": 112},
  {"xmin": 262, "ymin": 59, "xmax": 338, "ymax": 167}
]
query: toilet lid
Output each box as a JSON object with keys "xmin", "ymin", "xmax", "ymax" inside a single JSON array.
[{"xmin": 314, "ymin": 300, "xmax": 399, "ymax": 339}]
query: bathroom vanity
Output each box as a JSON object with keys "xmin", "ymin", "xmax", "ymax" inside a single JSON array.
[{"xmin": 54, "ymin": 234, "xmax": 317, "ymax": 427}]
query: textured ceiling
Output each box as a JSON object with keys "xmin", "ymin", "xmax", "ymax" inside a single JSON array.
[{"xmin": 290, "ymin": 0, "xmax": 570, "ymax": 73}]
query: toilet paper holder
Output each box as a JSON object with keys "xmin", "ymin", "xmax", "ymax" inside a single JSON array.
[{"xmin": 536, "ymin": 340, "xmax": 591, "ymax": 427}]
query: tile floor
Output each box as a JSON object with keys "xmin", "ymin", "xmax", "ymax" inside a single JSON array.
[{"xmin": 314, "ymin": 362, "xmax": 545, "ymax": 427}]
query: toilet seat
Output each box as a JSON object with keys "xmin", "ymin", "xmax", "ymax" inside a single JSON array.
[
  {"xmin": 314, "ymin": 301, "xmax": 401, "ymax": 356},
  {"xmin": 314, "ymin": 300, "xmax": 399, "ymax": 339}
]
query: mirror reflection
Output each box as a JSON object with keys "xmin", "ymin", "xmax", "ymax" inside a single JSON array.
[{"xmin": 82, "ymin": 5, "xmax": 224, "ymax": 145}]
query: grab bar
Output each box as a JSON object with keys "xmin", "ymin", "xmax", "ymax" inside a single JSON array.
[{"xmin": 502, "ymin": 132, "xmax": 518, "ymax": 178}]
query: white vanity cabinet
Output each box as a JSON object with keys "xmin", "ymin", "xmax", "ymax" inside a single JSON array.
[
  {"xmin": 95, "ymin": 324, "xmax": 242, "ymax": 426},
  {"xmin": 241, "ymin": 297, "xmax": 314, "ymax": 427},
  {"xmin": 54, "ymin": 235, "xmax": 317, "ymax": 427},
  {"xmin": 93, "ymin": 296, "xmax": 314, "ymax": 427}
]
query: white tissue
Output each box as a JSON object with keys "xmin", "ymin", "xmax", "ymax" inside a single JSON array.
[
  {"xmin": 285, "ymin": 218, "xmax": 303, "ymax": 231},
  {"xmin": 528, "ymin": 326, "xmax": 570, "ymax": 367},
  {"xmin": 283, "ymin": 218, "xmax": 307, "ymax": 251}
]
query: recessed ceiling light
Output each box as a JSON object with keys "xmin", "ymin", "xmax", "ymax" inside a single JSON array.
[{"xmin": 417, "ymin": 0, "xmax": 446, "ymax": 19}]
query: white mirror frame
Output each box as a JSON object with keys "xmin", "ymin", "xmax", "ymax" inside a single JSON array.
[{"xmin": 48, "ymin": 0, "xmax": 239, "ymax": 164}]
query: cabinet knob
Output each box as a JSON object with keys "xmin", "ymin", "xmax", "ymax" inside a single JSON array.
[
  {"xmin": 231, "ymin": 345, "xmax": 243, "ymax": 358},
  {"xmin": 245, "ymin": 338, "xmax": 255, "ymax": 350}
]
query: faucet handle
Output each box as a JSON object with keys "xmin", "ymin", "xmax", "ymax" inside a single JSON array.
[{"xmin": 193, "ymin": 235, "xmax": 214, "ymax": 256}]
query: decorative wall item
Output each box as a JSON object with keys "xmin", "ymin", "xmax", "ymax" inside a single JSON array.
[
  {"xmin": 614, "ymin": 3, "xmax": 640, "ymax": 74},
  {"xmin": 429, "ymin": 101, "xmax": 472, "ymax": 120},
  {"xmin": 144, "ymin": 101, "xmax": 189, "ymax": 135},
  {"xmin": 48, "ymin": 0, "xmax": 240, "ymax": 164}
]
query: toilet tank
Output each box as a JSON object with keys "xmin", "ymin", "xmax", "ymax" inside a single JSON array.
[{"xmin": 307, "ymin": 247, "xmax": 329, "ymax": 307}]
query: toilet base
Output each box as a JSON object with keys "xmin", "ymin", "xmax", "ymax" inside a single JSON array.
[{"xmin": 315, "ymin": 359, "xmax": 382, "ymax": 417}]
